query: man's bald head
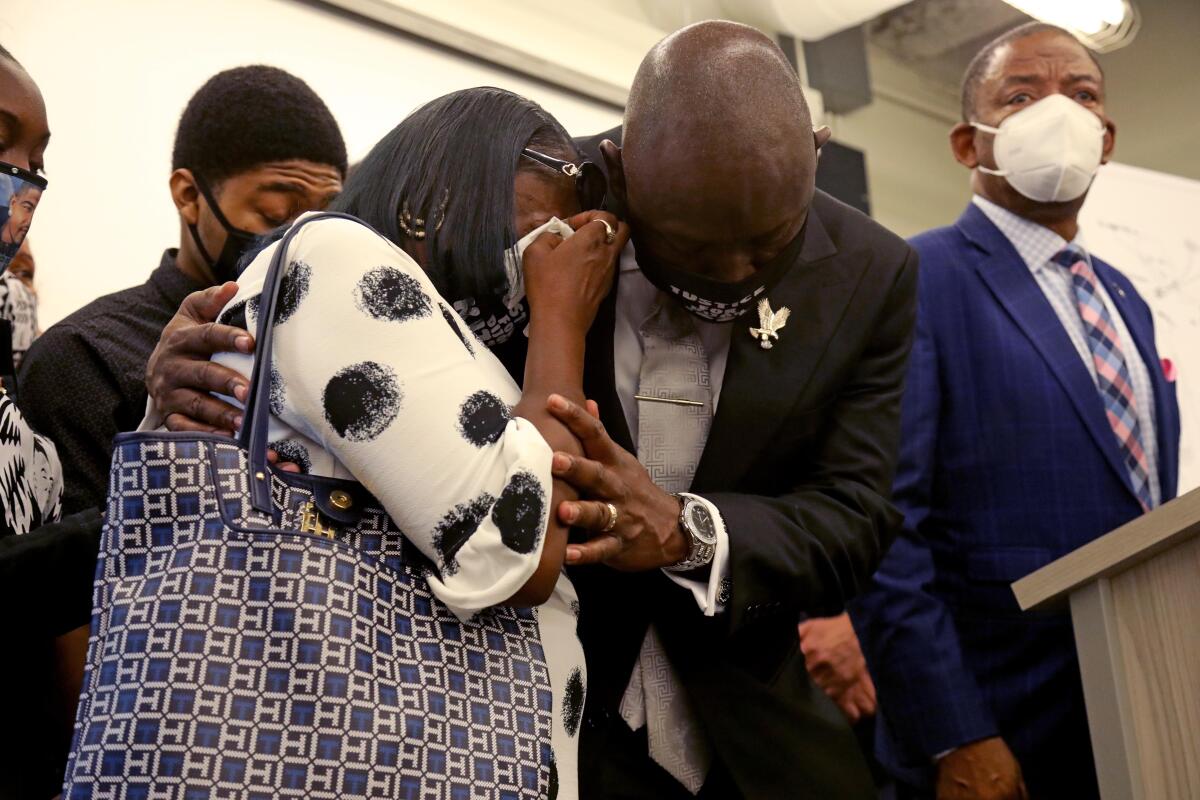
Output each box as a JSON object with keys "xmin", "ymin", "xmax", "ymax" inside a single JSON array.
[
  {"xmin": 607, "ymin": 21, "xmax": 824, "ymax": 285},
  {"xmin": 624, "ymin": 21, "xmax": 814, "ymax": 177}
]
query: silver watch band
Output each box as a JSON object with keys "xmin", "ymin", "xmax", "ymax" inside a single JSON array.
[
  {"xmin": 664, "ymin": 540, "xmax": 716, "ymax": 572},
  {"xmin": 664, "ymin": 494, "xmax": 717, "ymax": 572}
]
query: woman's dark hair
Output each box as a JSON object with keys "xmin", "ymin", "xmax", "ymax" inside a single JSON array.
[{"xmin": 329, "ymin": 86, "xmax": 577, "ymax": 305}]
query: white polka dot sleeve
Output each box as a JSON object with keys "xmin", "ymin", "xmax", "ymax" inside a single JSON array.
[{"xmin": 214, "ymin": 215, "xmax": 554, "ymax": 617}]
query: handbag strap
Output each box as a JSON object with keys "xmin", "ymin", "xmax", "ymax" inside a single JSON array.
[{"xmin": 238, "ymin": 211, "xmax": 379, "ymax": 512}]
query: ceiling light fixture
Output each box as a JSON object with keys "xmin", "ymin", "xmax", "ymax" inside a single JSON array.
[{"xmin": 1000, "ymin": 0, "xmax": 1140, "ymax": 52}]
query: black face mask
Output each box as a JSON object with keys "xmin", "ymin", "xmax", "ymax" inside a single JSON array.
[
  {"xmin": 187, "ymin": 175, "xmax": 259, "ymax": 284},
  {"xmin": 632, "ymin": 221, "xmax": 807, "ymax": 323}
]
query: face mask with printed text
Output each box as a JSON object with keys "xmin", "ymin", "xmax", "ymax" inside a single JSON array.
[{"xmin": 632, "ymin": 223, "xmax": 806, "ymax": 324}]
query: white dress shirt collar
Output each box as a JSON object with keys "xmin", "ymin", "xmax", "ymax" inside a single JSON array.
[{"xmin": 972, "ymin": 194, "xmax": 1090, "ymax": 276}]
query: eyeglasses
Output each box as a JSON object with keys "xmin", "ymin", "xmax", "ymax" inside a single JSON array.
[{"xmin": 521, "ymin": 148, "xmax": 608, "ymax": 212}]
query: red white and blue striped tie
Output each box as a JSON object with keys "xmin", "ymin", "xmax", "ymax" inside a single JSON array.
[{"xmin": 1054, "ymin": 245, "xmax": 1153, "ymax": 511}]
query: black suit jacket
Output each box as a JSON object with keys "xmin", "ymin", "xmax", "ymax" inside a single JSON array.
[
  {"xmin": 569, "ymin": 128, "xmax": 918, "ymax": 799},
  {"xmin": 0, "ymin": 508, "xmax": 103, "ymax": 798}
]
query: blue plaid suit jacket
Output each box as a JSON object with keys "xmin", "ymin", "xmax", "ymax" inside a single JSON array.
[{"xmin": 850, "ymin": 203, "xmax": 1180, "ymax": 797}]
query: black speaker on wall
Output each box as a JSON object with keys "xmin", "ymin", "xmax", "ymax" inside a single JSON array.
[
  {"xmin": 816, "ymin": 141, "xmax": 871, "ymax": 216},
  {"xmin": 802, "ymin": 25, "xmax": 872, "ymax": 114}
]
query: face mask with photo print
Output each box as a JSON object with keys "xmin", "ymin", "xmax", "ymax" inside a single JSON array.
[{"xmin": 0, "ymin": 162, "xmax": 47, "ymax": 275}]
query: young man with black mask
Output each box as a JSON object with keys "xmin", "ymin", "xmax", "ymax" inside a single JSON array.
[{"xmin": 18, "ymin": 65, "xmax": 346, "ymax": 514}]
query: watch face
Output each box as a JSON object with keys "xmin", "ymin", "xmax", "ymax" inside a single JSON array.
[{"xmin": 683, "ymin": 501, "xmax": 718, "ymax": 545}]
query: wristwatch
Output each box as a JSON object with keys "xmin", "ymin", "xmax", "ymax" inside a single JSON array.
[{"xmin": 664, "ymin": 493, "xmax": 718, "ymax": 572}]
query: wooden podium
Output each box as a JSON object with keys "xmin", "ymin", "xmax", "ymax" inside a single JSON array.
[{"xmin": 1012, "ymin": 487, "xmax": 1200, "ymax": 800}]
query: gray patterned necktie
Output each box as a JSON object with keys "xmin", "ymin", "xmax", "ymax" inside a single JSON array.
[{"xmin": 619, "ymin": 295, "xmax": 713, "ymax": 794}]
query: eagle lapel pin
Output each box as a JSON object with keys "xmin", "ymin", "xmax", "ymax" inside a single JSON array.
[{"xmin": 749, "ymin": 298, "xmax": 790, "ymax": 349}]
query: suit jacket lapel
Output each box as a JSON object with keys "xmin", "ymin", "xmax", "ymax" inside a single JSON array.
[
  {"xmin": 1094, "ymin": 259, "xmax": 1179, "ymax": 499},
  {"xmin": 693, "ymin": 206, "xmax": 849, "ymax": 491},
  {"xmin": 584, "ymin": 272, "xmax": 635, "ymax": 453},
  {"xmin": 577, "ymin": 125, "xmax": 636, "ymax": 452},
  {"xmin": 960, "ymin": 206, "xmax": 1140, "ymax": 503}
]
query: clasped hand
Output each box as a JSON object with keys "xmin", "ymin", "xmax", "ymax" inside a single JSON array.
[{"xmin": 546, "ymin": 394, "xmax": 688, "ymax": 572}]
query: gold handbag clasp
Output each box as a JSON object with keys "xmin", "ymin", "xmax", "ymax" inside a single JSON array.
[{"xmin": 299, "ymin": 501, "xmax": 337, "ymax": 539}]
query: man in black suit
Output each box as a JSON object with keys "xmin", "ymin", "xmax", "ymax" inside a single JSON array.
[
  {"xmin": 143, "ymin": 21, "xmax": 916, "ymax": 799},
  {"xmin": 541, "ymin": 23, "xmax": 916, "ymax": 799}
]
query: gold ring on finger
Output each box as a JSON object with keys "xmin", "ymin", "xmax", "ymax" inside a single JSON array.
[
  {"xmin": 592, "ymin": 218, "xmax": 616, "ymax": 245},
  {"xmin": 602, "ymin": 502, "xmax": 619, "ymax": 532}
]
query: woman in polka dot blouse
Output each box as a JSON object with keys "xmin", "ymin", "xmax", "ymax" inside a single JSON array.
[{"xmin": 211, "ymin": 88, "xmax": 628, "ymax": 798}]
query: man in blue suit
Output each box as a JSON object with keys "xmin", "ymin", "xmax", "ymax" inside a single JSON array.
[{"xmin": 849, "ymin": 22, "xmax": 1181, "ymax": 800}]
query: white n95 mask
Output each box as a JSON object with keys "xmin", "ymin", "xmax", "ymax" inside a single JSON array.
[{"xmin": 973, "ymin": 93, "xmax": 1105, "ymax": 203}]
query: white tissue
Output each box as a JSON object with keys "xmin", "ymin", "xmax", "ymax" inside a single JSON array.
[{"xmin": 502, "ymin": 216, "xmax": 576, "ymax": 312}]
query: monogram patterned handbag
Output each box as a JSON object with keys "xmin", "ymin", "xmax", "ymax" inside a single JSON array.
[{"xmin": 63, "ymin": 214, "xmax": 556, "ymax": 798}]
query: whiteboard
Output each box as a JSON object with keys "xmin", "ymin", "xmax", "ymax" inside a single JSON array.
[{"xmin": 1080, "ymin": 162, "xmax": 1200, "ymax": 493}]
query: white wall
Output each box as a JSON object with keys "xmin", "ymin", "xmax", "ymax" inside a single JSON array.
[
  {"xmin": 1, "ymin": 0, "xmax": 622, "ymax": 327},
  {"xmin": 829, "ymin": 98, "xmax": 970, "ymax": 238},
  {"xmin": 320, "ymin": 0, "xmax": 667, "ymax": 106}
]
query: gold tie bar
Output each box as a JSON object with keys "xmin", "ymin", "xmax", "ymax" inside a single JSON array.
[{"xmin": 634, "ymin": 394, "xmax": 705, "ymax": 407}]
